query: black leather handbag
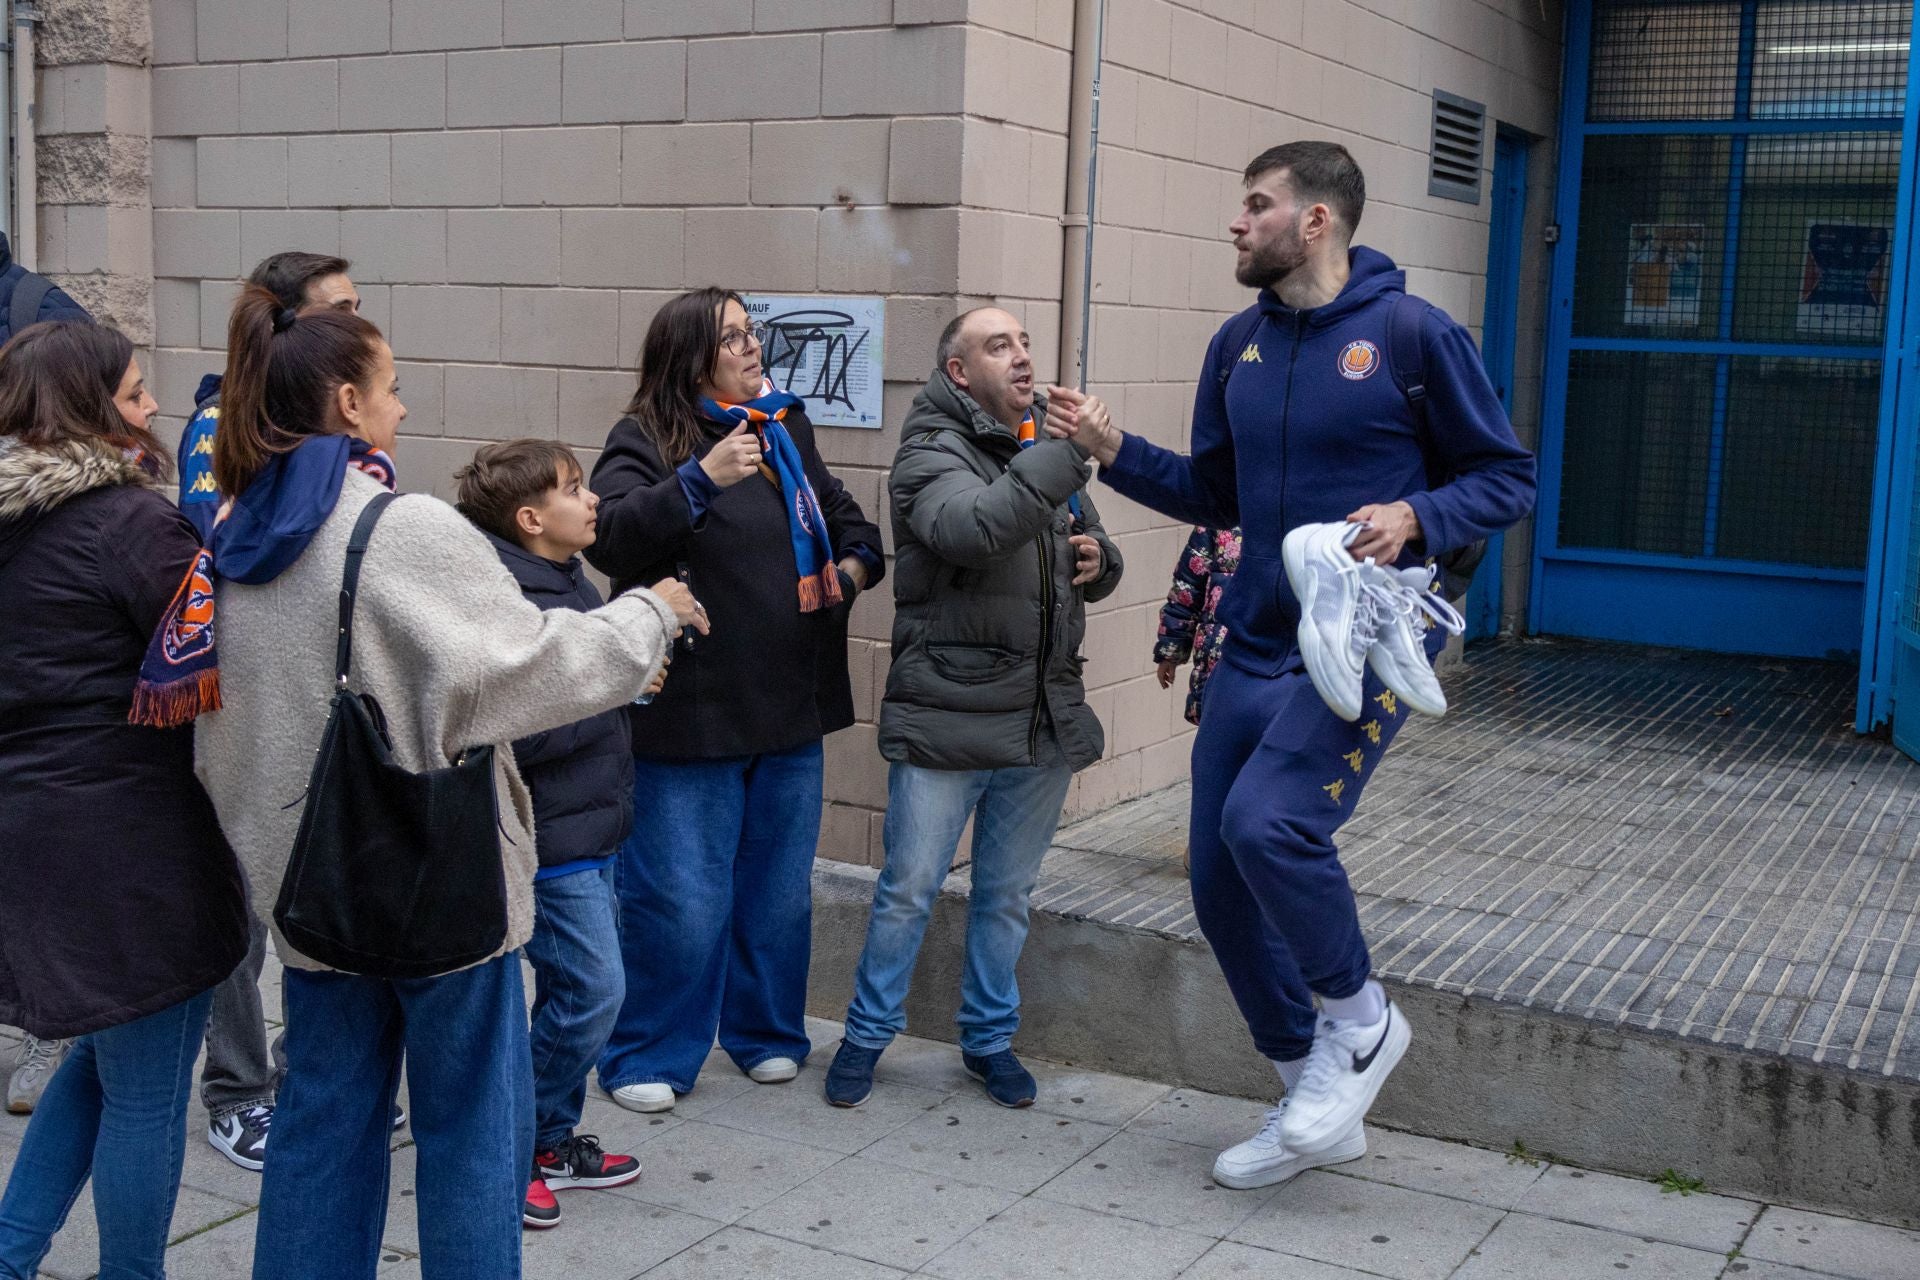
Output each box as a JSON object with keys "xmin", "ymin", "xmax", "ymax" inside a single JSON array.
[{"xmin": 273, "ymin": 492, "xmax": 509, "ymax": 978}]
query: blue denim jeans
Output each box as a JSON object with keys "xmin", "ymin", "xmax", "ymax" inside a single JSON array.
[
  {"xmin": 599, "ymin": 741, "xmax": 823, "ymax": 1095},
  {"xmin": 526, "ymin": 864, "xmax": 623, "ymax": 1149},
  {"xmin": 252, "ymin": 956, "xmax": 530, "ymax": 1280},
  {"xmin": 843, "ymin": 760, "xmax": 1074, "ymax": 1057},
  {"xmin": 0, "ymin": 989, "xmax": 213, "ymax": 1280}
]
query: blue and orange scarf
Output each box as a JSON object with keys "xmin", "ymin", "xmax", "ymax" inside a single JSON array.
[
  {"xmin": 131, "ymin": 435, "xmax": 397, "ymax": 727},
  {"xmin": 699, "ymin": 380, "xmax": 842, "ymax": 613},
  {"xmin": 1017, "ymin": 407, "xmax": 1082, "ymax": 521}
]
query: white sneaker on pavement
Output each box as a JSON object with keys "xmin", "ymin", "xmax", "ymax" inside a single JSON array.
[
  {"xmin": 6, "ymin": 1036, "xmax": 68, "ymax": 1115},
  {"xmin": 1280, "ymin": 1001, "xmax": 1412, "ymax": 1154},
  {"xmin": 748, "ymin": 1057, "xmax": 798, "ymax": 1084},
  {"xmin": 610, "ymin": 1082, "xmax": 676, "ymax": 1113},
  {"xmin": 1284, "ymin": 522, "xmax": 1383, "ymax": 721},
  {"xmin": 1212, "ymin": 1097, "xmax": 1367, "ymax": 1189},
  {"xmin": 1366, "ymin": 564, "xmax": 1465, "ymax": 718}
]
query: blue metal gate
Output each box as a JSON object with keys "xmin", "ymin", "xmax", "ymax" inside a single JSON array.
[{"xmin": 1533, "ymin": 0, "xmax": 1911, "ymax": 660}]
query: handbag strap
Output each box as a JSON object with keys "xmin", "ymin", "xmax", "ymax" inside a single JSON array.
[{"xmin": 335, "ymin": 492, "xmax": 397, "ymax": 687}]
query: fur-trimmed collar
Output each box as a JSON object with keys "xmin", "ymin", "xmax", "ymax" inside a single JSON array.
[{"xmin": 0, "ymin": 435, "xmax": 157, "ymax": 521}]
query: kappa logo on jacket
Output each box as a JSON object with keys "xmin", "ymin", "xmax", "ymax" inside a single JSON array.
[
  {"xmin": 1338, "ymin": 340, "xmax": 1380, "ymax": 380},
  {"xmin": 1239, "ymin": 342, "xmax": 1262, "ymax": 364}
]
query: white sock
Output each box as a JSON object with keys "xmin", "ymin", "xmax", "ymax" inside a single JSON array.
[
  {"xmin": 1274, "ymin": 1056, "xmax": 1308, "ymax": 1091},
  {"xmin": 1319, "ymin": 980, "xmax": 1386, "ymax": 1027}
]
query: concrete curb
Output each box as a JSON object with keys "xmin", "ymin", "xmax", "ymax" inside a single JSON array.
[{"xmin": 807, "ymin": 858, "xmax": 1920, "ymax": 1228}]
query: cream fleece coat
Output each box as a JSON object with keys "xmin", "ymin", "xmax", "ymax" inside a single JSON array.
[{"xmin": 195, "ymin": 469, "xmax": 677, "ymax": 972}]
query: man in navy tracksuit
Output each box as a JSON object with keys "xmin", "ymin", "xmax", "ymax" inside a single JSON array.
[{"xmin": 1050, "ymin": 142, "xmax": 1534, "ymax": 1190}]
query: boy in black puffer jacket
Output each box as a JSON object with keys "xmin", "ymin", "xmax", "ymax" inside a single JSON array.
[{"xmin": 456, "ymin": 439, "xmax": 660, "ymax": 1230}]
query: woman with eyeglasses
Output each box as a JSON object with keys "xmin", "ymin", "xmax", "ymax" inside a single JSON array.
[{"xmin": 587, "ymin": 287, "xmax": 884, "ymax": 1113}]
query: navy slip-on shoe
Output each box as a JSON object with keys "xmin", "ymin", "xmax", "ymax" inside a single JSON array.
[
  {"xmin": 825, "ymin": 1040, "xmax": 883, "ymax": 1108},
  {"xmin": 962, "ymin": 1049, "xmax": 1037, "ymax": 1108}
]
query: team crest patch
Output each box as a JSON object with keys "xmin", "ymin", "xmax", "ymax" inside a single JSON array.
[{"xmin": 1338, "ymin": 340, "xmax": 1380, "ymax": 380}]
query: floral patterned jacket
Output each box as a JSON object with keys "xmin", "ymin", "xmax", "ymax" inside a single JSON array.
[{"xmin": 1153, "ymin": 525, "xmax": 1241, "ymax": 725}]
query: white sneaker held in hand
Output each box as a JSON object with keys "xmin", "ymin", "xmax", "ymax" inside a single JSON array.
[
  {"xmin": 1212, "ymin": 1097, "xmax": 1367, "ymax": 1189},
  {"xmin": 1365, "ymin": 564, "xmax": 1466, "ymax": 718},
  {"xmin": 1284, "ymin": 521, "xmax": 1382, "ymax": 721},
  {"xmin": 1280, "ymin": 1001, "xmax": 1411, "ymax": 1154}
]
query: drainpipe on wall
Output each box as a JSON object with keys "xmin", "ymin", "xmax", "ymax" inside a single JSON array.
[
  {"xmin": 9, "ymin": 2, "xmax": 36, "ymax": 267},
  {"xmin": 1058, "ymin": 0, "xmax": 1107, "ymax": 391}
]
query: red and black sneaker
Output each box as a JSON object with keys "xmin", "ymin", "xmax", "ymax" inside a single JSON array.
[
  {"xmin": 534, "ymin": 1134, "xmax": 642, "ymax": 1190},
  {"xmin": 523, "ymin": 1178, "xmax": 561, "ymax": 1229}
]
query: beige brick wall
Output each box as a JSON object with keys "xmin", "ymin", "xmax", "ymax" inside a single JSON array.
[
  {"xmin": 1048, "ymin": 0, "xmax": 1564, "ymax": 812},
  {"xmin": 126, "ymin": 0, "xmax": 1562, "ymax": 863}
]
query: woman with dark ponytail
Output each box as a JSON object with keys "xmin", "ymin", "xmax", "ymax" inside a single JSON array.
[
  {"xmin": 164, "ymin": 287, "xmax": 704, "ymax": 1280},
  {"xmin": 0, "ymin": 320, "xmax": 249, "ymax": 1279}
]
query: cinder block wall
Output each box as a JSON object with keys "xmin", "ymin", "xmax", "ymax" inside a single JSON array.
[
  {"xmin": 1073, "ymin": 0, "xmax": 1565, "ymax": 810},
  {"xmin": 103, "ymin": 0, "xmax": 1561, "ymax": 866}
]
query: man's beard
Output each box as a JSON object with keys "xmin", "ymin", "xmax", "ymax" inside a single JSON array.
[{"xmin": 1235, "ymin": 227, "xmax": 1306, "ymax": 289}]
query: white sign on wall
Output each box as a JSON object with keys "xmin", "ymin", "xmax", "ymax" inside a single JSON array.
[{"xmin": 743, "ymin": 294, "xmax": 885, "ymax": 429}]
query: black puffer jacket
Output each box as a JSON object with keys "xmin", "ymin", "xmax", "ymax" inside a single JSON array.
[
  {"xmin": 587, "ymin": 405, "xmax": 884, "ymax": 759},
  {"xmin": 489, "ymin": 533, "xmax": 635, "ymax": 871},
  {"xmin": 880, "ymin": 373, "xmax": 1123, "ymax": 772},
  {"xmin": 0, "ymin": 437, "xmax": 247, "ymax": 1038}
]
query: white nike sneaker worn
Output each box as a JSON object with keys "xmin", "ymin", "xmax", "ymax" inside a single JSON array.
[
  {"xmin": 1280, "ymin": 1002, "xmax": 1412, "ymax": 1154},
  {"xmin": 1212, "ymin": 1097, "xmax": 1367, "ymax": 1189},
  {"xmin": 1284, "ymin": 522, "xmax": 1384, "ymax": 721},
  {"xmin": 610, "ymin": 1082, "xmax": 676, "ymax": 1113},
  {"xmin": 1365, "ymin": 564, "xmax": 1466, "ymax": 718}
]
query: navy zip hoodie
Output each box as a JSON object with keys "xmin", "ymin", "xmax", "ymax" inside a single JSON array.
[{"xmin": 1101, "ymin": 245, "xmax": 1536, "ymax": 676}]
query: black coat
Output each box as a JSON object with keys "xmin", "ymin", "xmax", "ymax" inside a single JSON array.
[
  {"xmin": 881, "ymin": 375, "xmax": 1123, "ymax": 772},
  {"xmin": 488, "ymin": 532, "xmax": 635, "ymax": 870},
  {"xmin": 586, "ymin": 406, "xmax": 884, "ymax": 759},
  {"xmin": 0, "ymin": 439, "xmax": 247, "ymax": 1039}
]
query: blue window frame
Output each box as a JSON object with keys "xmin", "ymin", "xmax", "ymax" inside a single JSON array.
[{"xmin": 1532, "ymin": 0, "xmax": 1912, "ymax": 663}]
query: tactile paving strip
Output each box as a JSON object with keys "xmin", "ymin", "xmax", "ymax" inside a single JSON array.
[{"xmin": 1034, "ymin": 638, "xmax": 1920, "ymax": 1080}]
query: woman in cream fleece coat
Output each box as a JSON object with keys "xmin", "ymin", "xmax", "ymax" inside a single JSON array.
[{"xmin": 189, "ymin": 287, "xmax": 702, "ymax": 1280}]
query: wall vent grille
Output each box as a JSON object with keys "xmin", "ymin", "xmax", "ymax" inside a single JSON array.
[{"xmin": 1429, "ymin": 90, "xmax": 1486, "ymax": 203}]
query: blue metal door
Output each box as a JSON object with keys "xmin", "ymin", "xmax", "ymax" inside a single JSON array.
[
  {"xmin": 1532, "ymin": 0, "xmax": 1911, "ymax": 660},
  {"xmin": 1857, "ymin": 13, "xmax": 1920, "ymax": 755},
  {"xmin": 1469, "ymin": 129, "xmax": 1530, "ymax": 640}
]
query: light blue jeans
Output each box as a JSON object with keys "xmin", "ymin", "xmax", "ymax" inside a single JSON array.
[
  {"xmin": 843, "ymin": 760, "xmax": 1074, "ymax": 1057},
  {"xmin": 0, "ymin": 989, "xmax": 214, "ymax": 1280}
]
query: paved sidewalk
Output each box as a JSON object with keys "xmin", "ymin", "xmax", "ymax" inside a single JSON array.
[{"xmin": 5, "ymin": 1016, "xmax": 1918, "ymax": 1279}]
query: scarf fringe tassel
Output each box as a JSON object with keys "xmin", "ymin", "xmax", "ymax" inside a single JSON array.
[
  {"xmin": 796, "ymin": 566, "xmax": 844, "ymax": 614},
  {"xmin": 129, "ymin": 671, "xmax": 223, "ymax": 729}
]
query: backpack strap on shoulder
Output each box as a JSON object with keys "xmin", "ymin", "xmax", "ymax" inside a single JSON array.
[
  {"xmin": 1384, "ymin": 292, "xmax": 1430, "ymax": 437},
  {"xmin": 1214, "ymin": 309, "xmax": 1264, "ymax": 387},
  {"xmin": 9, "ymin": 272, "xmax": 52, "ymax": 339}
]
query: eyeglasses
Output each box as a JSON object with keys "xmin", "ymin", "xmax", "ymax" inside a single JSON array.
[{"xmin": 719, "ymin": 321, "xmax": 769, "ymax": 356}]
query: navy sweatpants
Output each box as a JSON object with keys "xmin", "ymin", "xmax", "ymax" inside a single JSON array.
[{"xmin": 1187, "ymin": 635, "xmax": 1436, "ymax": 1062}]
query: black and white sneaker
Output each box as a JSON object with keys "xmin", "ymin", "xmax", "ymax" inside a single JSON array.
[
  {"xmin": 534, "ymin": 1134, "xmax": 641, "ymax": 1190},
  {"xmin": 208, "ymin": 1104, "xmax": 273, "ymax": 1171}
]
